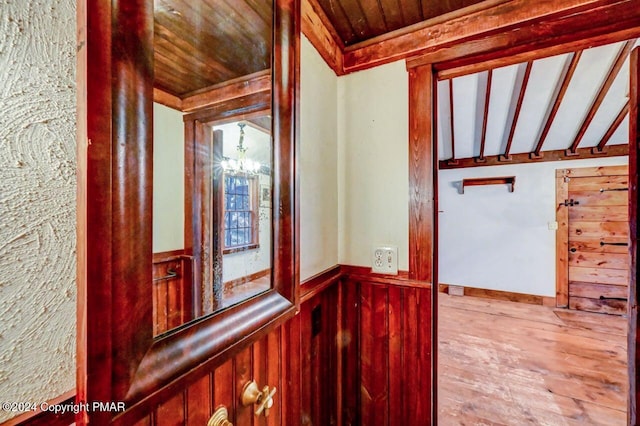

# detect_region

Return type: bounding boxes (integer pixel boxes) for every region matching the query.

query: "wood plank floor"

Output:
[438,293,628,425]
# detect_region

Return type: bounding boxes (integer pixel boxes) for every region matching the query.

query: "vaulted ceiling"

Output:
[437,39,638,168]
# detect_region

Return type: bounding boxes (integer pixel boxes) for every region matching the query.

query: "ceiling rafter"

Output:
[476,69,492,163]
[531,51,582,158]
[567,38,636,154]
[596,99,630,151]
[500,61,532,161]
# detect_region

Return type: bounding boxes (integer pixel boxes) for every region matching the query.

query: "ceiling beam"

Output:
[440,144,628,169]
[596,100,630,151]
[568,39,636,153]
[179,70,271,113]
[476,69,492,163]
[406,0,640,74]
[301,0,345,75]
[532,51,582,157]
[153,88,183,111]
[500,61,532,160]
[344,0,638,73]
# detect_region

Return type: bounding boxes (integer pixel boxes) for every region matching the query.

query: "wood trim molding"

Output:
[349,0,635,73]
[300,265,343,303]
[153,88,182,111]
[628,46,639,426]
[407,1,640,73]
[438,284,556,307]
[301,0,344,75]
[300,0,640,79]
[340,265,430,289]
[408,65,435,283]
[181,70,271,113]
[556,169,570,308]
[439,144,629,169]
[152,70,272,113]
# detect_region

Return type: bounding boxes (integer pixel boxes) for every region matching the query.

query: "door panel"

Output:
[564,171,630,315]
[569,266,629,285]
[569,282,628,299]
[569,206,629,222]
[569,252,629,269]
[569,221,628,239]
[568,190,628,206]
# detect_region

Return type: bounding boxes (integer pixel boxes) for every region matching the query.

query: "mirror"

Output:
[77,0,297,417]
[151,0,274,335]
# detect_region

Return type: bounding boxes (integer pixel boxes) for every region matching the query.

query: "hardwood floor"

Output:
[438,293,628,425]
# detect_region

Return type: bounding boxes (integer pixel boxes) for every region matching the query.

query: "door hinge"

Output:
[560,199,580,207]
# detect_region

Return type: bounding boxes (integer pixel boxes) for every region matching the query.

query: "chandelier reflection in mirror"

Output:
[221,123,262,174]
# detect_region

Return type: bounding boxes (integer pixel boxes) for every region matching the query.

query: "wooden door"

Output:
[557,166,629,315]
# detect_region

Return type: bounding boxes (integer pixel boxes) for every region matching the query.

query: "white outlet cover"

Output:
[372,246,398,275]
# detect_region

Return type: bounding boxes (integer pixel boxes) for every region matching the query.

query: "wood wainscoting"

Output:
[152,250,194,335]
[341,265,432,425]
[8,265,434,426]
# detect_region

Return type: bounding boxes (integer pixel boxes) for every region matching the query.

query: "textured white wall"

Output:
[300,36,339,280]
[0,0,76,422]
[337,61,409,270]
[438,156,628,296]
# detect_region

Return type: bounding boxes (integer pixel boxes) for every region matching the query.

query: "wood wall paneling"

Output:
[347,277,432,425]
[152,251,194,335]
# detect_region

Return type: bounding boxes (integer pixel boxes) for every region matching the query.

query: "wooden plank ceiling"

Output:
[313,0,485,46]
[154,0,272,98]
[437,39,638,168]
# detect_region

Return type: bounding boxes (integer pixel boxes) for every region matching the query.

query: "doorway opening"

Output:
[433,40,635,423]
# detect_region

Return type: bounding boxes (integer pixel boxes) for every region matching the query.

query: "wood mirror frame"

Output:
[76,0,299,424]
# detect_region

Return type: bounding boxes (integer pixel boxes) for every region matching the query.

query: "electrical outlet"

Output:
[372,246,398,275]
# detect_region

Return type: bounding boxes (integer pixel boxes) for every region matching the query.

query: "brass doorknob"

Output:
[241,380,277,416]
[208,406,232,426]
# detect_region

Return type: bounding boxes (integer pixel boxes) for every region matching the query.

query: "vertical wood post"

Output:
[408,63,436,425]
[629,46,639,426]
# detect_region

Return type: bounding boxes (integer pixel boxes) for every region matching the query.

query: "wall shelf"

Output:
[461,176,515,194]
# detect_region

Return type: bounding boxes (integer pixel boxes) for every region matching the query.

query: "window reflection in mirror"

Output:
[151,0,273,337]
[216,120,272,308]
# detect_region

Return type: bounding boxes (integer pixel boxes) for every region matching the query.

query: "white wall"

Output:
[337,61,409,270]
[0,0,76,421]
[300,36,339,280]
[153,103,185,253]
[438,156,628,296]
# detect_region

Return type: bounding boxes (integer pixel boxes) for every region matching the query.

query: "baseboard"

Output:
[439,283,556,307]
